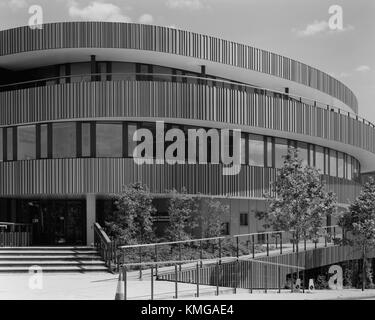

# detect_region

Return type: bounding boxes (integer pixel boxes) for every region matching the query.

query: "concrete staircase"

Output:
[0,246,110,273]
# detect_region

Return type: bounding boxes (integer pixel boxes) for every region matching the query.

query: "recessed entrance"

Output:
[0,199,87,246]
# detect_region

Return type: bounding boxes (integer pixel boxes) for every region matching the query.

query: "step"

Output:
[0,255,103,260]
[0,260,106,267]
[0,265,110,273]
[0,250,100,255]
[0,246,96,251]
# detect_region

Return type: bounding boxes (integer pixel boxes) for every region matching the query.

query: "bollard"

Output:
[278,266,281,293]
[179,243,182,271]
[266,234,269,256]
[234,259,238,294]
[200,241,203,268]
[149,265,154,300]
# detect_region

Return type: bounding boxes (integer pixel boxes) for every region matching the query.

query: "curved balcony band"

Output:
[0,22,358,113]
[0,79,374,172]
[0,158,361,204]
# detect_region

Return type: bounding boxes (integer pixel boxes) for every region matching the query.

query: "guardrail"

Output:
[118,255,306,300]
[93,222,116,270]
[0,222,32,247]
[117,225,343,279]
[0,72,371,129]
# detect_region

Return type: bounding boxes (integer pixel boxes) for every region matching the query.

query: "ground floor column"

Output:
[86,194,96,246]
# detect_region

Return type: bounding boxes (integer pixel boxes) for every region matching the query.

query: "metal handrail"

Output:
[0,72,372,129]
[119,224,340,249]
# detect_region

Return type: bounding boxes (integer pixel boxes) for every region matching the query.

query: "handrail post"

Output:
[236,237,239,258]
[264,264,268,293]
[216,262,220,296]
[200,240,203,268]
[174,264,178,299]
[280,232,283,255]
[252,234,255,258]
[266,234,269,256]
[234,259,238,294]
[179,243,182,272]
[278,266,281,293]
[154,245,158,277]
[249,261,253,293]
[304,232,306,251]
[139,246,143,280]
[150,265,154,300]
[123,266,127,301]
[218,238,222,264]
[292,232,295,253]
[196,263,200,298]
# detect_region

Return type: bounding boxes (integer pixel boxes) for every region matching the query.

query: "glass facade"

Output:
[17,125,36,160]
[96,123,122,157]
[0,121,362,181]
[52,122,76,158]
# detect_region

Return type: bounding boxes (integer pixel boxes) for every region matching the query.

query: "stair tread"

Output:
[0,260,106,264]
[0,247,95,250]
[0,255,102,259]
[0,266,109,271]
[0,250,99,254]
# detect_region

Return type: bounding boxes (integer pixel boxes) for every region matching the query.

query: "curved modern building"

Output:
[0,22,374,246]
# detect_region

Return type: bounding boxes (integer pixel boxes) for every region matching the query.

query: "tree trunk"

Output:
[362,243,366,291]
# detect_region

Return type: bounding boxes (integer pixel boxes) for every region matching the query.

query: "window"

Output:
[266,137,273,167]
[248,134,264,167]
[241,136,247,164]
[337,152,344,178]
[324,148,330,175]
[17,125,36,160]
[297,142,308,166]
[70,62,91,82]
[52,122,76,158]
[275,138,288,168]
[315,146,324,173]
[240,213,248,226]
[330,149,337,177]
[6,127,13,161]
[40,124,48,159]
[128,124,138,157]
[223,222,230,235]
[152,65,173,82]
[309,144,315,167]
[112,62,136,81]
[81,123,91,157]
[96,123,122,157]
[0,129,2,162]
[347,156,352,180]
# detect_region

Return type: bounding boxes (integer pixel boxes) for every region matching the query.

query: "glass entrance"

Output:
[18,199,86,246]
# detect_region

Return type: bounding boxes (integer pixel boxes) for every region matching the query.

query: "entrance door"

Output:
[28,200,86,246]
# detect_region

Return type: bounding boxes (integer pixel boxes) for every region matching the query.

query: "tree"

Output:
[201,198,229,238]
[165,188,200,241]
[105,182,156,244]
[258,148,337,277]
[339,177,375,290]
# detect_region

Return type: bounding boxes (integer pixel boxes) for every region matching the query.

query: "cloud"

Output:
[355,65,371,73]
[166,0,205,10]
[138,14,154,24]
[1,0,28,10]
[293,20,354,37]
[68,1,132,23]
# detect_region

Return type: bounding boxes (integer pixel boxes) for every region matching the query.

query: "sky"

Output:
[0,0,374,121]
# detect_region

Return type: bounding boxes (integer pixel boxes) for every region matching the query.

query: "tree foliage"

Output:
[340,177,375,248]
[258,148,337,242]
[105,182,156,244]
[201,198,229,238]
[165,188,200,241]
